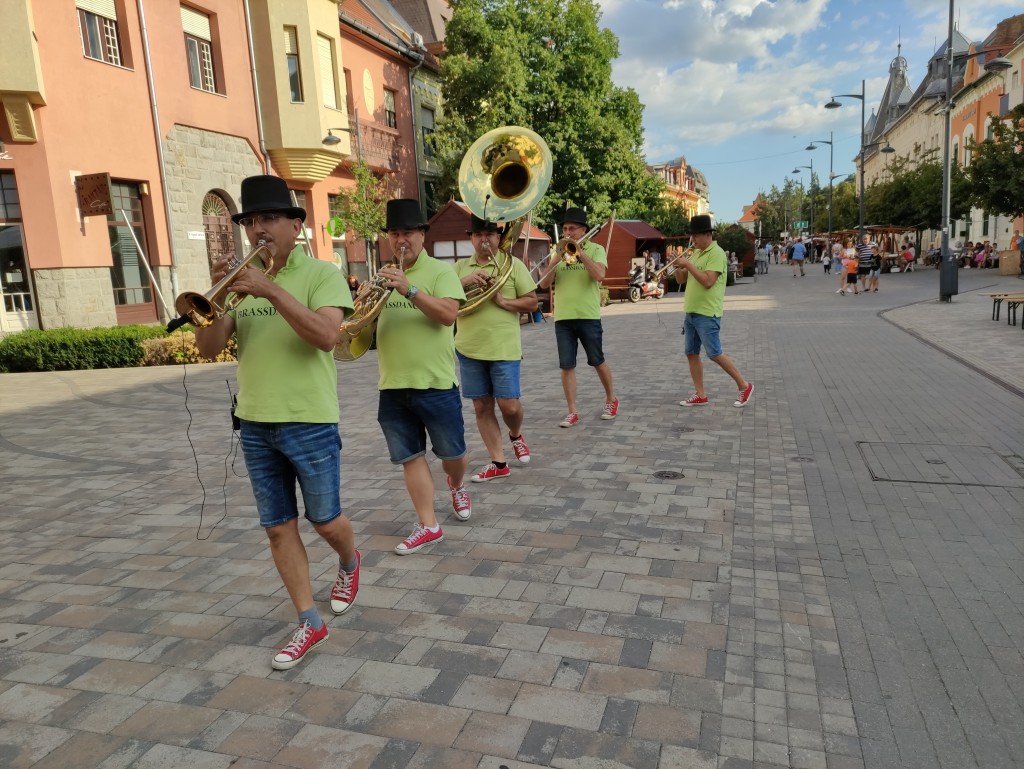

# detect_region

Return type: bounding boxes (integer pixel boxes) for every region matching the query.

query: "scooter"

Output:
[628,269,665,303]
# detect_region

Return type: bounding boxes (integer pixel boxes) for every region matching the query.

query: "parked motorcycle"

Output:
[628,268,665,303]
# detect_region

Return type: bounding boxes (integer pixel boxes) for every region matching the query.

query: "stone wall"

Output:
[34,268,118,329]
[162,126,263,295]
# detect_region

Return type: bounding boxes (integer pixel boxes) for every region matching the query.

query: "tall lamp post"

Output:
[824,84,897,244]
[935,1,1013,301]
[792,160,815,239]
[807,133,834,250]
[322,111,376,275]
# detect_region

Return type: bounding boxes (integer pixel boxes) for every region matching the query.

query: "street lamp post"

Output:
[807,132,834,251]
[322,110,377,275]
[792,160,815,239]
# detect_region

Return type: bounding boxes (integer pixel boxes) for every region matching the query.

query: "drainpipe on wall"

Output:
[406,49,424,201]
[242,0,271,172]
[136,0,180,306]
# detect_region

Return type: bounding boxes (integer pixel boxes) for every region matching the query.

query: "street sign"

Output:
[793,220,809,230]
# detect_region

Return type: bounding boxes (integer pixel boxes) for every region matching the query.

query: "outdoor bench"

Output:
[990,293,1024,325]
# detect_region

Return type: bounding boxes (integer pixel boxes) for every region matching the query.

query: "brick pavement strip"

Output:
[0,269,1022,768]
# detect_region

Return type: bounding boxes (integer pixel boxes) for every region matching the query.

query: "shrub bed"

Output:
[0,325,236,373]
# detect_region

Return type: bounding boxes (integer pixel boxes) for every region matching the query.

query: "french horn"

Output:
[456,126,552,316]
[333,246,406,361]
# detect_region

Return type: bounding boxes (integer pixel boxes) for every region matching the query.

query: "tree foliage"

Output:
[328,162,393,242]
[965,105,1024,220]
[434,0,663,227]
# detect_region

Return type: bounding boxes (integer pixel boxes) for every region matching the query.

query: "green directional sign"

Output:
[793,220,809,230]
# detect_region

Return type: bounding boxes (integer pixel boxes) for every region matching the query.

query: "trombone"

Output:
[536,210,616,284]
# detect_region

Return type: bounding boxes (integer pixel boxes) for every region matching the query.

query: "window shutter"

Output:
[283,26,298,55]
[318,35,337,109]
[76,0,117,19]
[180,6,211,41]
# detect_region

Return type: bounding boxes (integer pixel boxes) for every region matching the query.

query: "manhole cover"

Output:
[858,442,1024,487]
[653,470,685,479]
[792,457,815,463]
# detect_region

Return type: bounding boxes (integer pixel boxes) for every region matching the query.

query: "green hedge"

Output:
[0,325,169,373]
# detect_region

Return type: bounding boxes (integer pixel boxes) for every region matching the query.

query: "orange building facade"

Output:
[0,0,435,332]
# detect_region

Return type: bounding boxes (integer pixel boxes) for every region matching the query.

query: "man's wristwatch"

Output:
[405,285,419,301]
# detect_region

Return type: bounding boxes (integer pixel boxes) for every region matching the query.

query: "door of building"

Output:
[202,192,236,272]
[0,172,39,334]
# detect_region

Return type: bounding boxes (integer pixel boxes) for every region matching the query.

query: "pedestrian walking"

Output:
[856,234,875,292]
[673,214,754,409]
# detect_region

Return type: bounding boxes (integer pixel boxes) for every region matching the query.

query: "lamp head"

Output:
[806,143,816,151]
[322,131,342,146]
[983,56,1013,73]
[824,99,841,109]
[881,142,895,154]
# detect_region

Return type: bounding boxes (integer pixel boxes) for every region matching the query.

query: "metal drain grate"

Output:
[792,456,815,463]
[653,470,685,480]
[858,442,1024,487]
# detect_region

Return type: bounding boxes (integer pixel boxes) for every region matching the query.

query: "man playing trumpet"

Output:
[455,215,539,481]
[375,199,470,554]
[194,175,359,672]
[538,206,619,427]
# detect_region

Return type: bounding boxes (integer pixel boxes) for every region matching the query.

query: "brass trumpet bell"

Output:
[458,126,552,222]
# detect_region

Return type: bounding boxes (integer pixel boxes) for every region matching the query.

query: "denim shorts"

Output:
[683,312,723,358]
[457,352,521,399]
[555,319,605,368]
[378,387,467,464]
[238,420,342,529]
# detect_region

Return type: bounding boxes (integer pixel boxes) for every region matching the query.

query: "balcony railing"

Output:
[350,112,403,171]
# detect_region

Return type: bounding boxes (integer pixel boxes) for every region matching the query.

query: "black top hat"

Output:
[560,207,589,228]
[466,214,501,235]
[231,175,306,224]
[689,214,714,234]
[382,199,429,232]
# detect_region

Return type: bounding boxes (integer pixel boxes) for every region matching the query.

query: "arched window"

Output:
[962,126,975,167]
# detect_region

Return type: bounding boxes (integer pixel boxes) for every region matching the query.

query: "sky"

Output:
[598,0,1021,223]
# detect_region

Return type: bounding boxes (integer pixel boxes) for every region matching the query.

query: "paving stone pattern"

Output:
[0,267,1021,768]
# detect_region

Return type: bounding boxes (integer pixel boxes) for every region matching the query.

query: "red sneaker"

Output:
[330,550,359,615]
[680,394,709,406]
[510,436,531,464]
[272,621,329,671]
[447,476,472,520]
[395,523,444,555]
[559,412,579,428]
[600,398,619,420]
[734,382,754,408]
[471,463,511,483]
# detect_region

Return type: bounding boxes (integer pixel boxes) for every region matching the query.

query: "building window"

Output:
[420,106,435,158]
[344,69,354,113]
[384,89,397,129]
[317,35,339,109]
[284,26,303,102]
[107,183,153,307]
[182,6,217,93]
[77,1,122,66]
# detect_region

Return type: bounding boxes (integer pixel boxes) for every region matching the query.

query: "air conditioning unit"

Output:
[411,31,424,48]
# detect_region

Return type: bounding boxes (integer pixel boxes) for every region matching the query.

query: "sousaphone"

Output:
[457,126,552,316]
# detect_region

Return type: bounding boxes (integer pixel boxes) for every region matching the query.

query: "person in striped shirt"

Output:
[856,234,875,293]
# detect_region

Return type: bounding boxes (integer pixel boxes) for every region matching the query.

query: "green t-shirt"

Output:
[230,246,353,423]
[552,241,606,320]
[683,242,727,318]
[376,251,466,390]
[454,254,537,361]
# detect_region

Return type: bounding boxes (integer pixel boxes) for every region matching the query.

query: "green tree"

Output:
[329,162,394,269]
[965,105,1024,220]
[435,0,662,227]
[645,198,690,237]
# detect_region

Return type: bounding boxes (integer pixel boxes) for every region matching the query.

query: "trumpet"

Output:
[171,240,274,328]
[333,246,406,361]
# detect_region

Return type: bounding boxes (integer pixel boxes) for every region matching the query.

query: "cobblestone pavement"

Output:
[0,265,1021,769]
